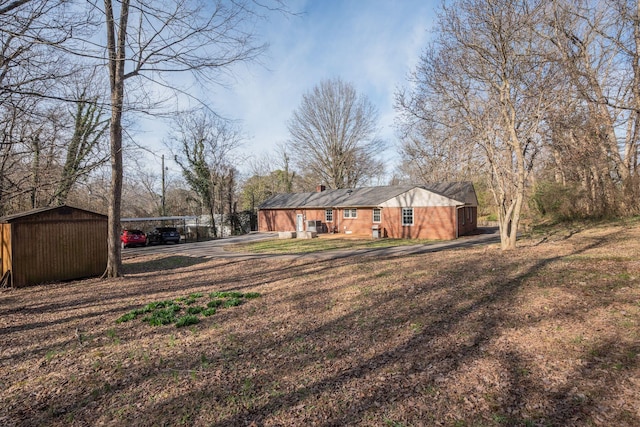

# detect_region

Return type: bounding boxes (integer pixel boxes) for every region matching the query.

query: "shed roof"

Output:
[259,182,477,209]
[0,205,107,223]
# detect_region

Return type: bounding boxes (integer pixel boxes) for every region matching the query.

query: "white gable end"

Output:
[379,187,462,208]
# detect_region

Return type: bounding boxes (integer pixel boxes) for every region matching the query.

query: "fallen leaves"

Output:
[0,223,639,426]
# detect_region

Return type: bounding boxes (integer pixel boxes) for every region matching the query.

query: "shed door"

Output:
[296,214,304,232]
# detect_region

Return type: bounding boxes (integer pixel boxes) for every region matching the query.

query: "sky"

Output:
[139,0,438,179]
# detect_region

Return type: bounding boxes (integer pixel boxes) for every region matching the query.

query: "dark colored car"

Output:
[120,229,147,248]
[146,227,181,245]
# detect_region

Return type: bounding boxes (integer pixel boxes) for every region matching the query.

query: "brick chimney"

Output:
[316,185,326,192]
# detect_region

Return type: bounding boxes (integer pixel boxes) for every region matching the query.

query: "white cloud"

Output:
[135,0,437,177]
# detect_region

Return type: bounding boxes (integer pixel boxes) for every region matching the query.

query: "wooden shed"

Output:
[0,205,108,288]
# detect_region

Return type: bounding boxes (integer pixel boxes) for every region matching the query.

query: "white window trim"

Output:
[373,208,381,223]
[402,207,414,226]
[325,209,333,222]
[343,208,357,219]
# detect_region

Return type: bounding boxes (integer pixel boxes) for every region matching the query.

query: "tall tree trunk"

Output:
[30,135,40,209]
[103,0,129,278]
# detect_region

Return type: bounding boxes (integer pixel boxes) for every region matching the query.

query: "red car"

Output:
[120,229,147,248]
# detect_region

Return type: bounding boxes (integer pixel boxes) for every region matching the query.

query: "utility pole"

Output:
[161,154,166,216]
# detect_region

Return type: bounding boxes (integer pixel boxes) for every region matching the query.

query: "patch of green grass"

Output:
[617,272,631,280]
[223,297,243,308]
[571,335,584,344]
[106,328,120,344]
[226,237,436,254]
[244,292,261,299]
[116,291,262,327]
[186,306,204,315]
[200,354,210,369]
[210,291,244,299]
[45,350,56,362]
[202,308,217,316]
[207,299,224,308]
[492,414,509,424]
[115,311,139,323]
[410,322,423,334]
[143,308,178,326]
[175,315,200,328]
[142,300,175,312]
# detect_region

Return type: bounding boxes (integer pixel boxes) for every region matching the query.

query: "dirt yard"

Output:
[1,222,639,426]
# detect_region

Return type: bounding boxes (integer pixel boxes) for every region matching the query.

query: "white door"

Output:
[296,214,304,232]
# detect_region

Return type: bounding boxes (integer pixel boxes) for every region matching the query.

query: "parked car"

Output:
[146,227,181,245]
[120,229,147,248]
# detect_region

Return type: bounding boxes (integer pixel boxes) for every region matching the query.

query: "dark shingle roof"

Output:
[259,182,476,209]
[420,181,478,206]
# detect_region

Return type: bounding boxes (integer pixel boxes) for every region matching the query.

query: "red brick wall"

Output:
[333,208,375,235]
[383,206,457,240]
[258,208,332,232]
[259,205,476,240]
[258,209,296,232]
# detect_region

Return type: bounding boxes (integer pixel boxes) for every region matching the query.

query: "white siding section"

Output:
[379,187,462,208]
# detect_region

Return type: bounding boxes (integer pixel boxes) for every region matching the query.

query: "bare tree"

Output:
[94,0,282,277]
[53,87,109,205]
[240,149,299,227]
[169,109,242,238]
[0,1,78,102]
[395,93,484,183]
[542,0,640,215]
[397,0,554,250]
[0,1,88,214]
[287,78,385,189]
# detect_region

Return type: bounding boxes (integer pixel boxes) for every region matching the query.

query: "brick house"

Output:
[258,182,478,240]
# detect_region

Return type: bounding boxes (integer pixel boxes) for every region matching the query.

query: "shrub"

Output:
[530,181,585,221]
[116,311,138,323]
[187,306,204,315]
[207,300,224,308]
[117,291,260,327]
[143,308,177,326]
[210,291,243,299]
[175,315,200,327]
[224,297,243,308]
[244,292,261,299]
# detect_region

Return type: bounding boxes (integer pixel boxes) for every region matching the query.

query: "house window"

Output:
[373,208,381,223]
[467,207,472,221]
[462,208,466,225]
[402,207,414,226]
[343,208,357,218]
[325,209,333,222]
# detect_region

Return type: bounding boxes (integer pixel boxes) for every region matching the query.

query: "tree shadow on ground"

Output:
[2,227,638,426]
[123,255,209,275]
